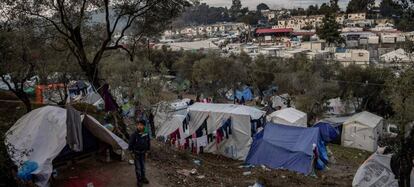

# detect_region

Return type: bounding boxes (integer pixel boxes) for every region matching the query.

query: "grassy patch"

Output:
[328,144,371,166]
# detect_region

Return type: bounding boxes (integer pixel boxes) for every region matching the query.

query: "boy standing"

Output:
[129,120,150,186]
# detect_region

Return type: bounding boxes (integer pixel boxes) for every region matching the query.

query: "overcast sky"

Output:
[200,0,380,10]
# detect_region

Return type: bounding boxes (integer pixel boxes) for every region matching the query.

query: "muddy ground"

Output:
[51,140,370,187]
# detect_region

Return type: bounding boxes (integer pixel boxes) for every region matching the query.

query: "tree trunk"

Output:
[16,90,32,113]
[82,63,130,139]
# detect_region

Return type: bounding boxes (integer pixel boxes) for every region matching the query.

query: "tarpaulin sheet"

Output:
[314,122,340,142]
[5,106,127,187]
[246,123,321,175]
[353,152,399,187]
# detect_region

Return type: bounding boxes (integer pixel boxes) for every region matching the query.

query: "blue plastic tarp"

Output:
[230,87,254,101]
[246,123,324,175]
[314,122,340,143]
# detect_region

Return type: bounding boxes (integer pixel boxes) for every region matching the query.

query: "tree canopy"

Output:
[316,13,343,46]
[346,0,375,13]
[256,3,270,12]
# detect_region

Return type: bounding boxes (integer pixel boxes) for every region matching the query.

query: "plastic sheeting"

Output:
[314,122,340,142]
[156,114,187,138]
[186,103,265,160]
[353,152,399,187]
[267,108,307,127]
[4,106,128,187]
[246,123,324,175]
[226,87,254,101]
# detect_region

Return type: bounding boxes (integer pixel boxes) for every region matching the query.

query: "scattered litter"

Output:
[243,171,252,176]
[177,169,197,177]
[249,182,264,187]
[239,164,254,169]
[190,169,197,175]
[261,165,271,171]
[193,159,201,166]
[17,161,38,181]
[196,175,205,179]
[128,160,134,165]
[281,175,286,179]
[86,182,94,187]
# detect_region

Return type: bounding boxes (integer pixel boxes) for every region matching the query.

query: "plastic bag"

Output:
[17,161,39,181]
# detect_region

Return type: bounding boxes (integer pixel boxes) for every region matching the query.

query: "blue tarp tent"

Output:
[313,122,340,142]
[228,87,254,101]
[246,123,328,175]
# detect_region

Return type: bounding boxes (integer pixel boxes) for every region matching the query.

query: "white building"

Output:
[335,49,370,67]
[347,13,367,21]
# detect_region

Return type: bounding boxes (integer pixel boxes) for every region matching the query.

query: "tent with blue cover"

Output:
[313,122,340,143]
[245,123,328,175]
[227,87,254,101]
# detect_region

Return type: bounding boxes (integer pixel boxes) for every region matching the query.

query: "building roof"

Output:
[344,111,383,128]
[168,40,219,51]
[256,28,293,34]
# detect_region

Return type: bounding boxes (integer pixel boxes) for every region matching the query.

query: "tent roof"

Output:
[188,103,265,120]
[263,124,319,156]
[320,116,352,125]
[246,123,321,174]
[156,114,187,137]
[268,108,306,123]
[345,111,383,128]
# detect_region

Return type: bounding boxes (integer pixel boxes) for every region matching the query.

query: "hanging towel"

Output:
[66,105,83,152]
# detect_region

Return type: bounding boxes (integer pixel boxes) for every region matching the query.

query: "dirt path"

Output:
[54,158,169,187]
[106,160,167,187]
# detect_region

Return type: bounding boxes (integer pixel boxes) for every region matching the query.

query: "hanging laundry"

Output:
[221,118,232,139]
[216,128,224,144]
[169,129,180,146]
[195,117,208,137]
[196,135,208,154]
[207,134,214,143]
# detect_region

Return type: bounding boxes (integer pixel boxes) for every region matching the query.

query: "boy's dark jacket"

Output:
[128,131,150,154]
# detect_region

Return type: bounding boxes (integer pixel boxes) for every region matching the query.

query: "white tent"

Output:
[270,94,293,109]
[154,99,190,131]
[266,108,307,127]
[184,103,265,160]
[342,111,383,152]
[4,106,128,187]
[156,114,187,138]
